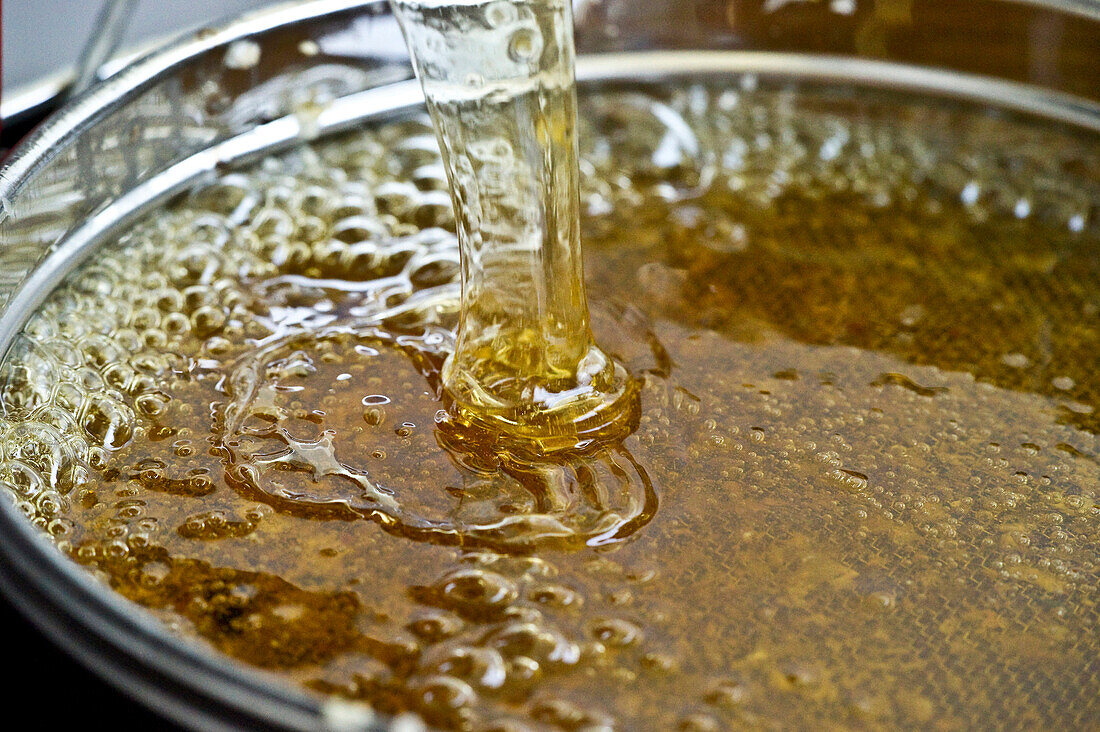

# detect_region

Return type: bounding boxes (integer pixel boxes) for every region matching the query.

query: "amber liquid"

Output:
[389,0,635,452]
[1,80,1098,729]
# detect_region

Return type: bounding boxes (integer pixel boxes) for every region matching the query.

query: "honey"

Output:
[390,0,635,450]
[1,78,1098,729]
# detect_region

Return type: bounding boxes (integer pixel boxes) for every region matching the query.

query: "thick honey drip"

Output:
[390,0,634,451]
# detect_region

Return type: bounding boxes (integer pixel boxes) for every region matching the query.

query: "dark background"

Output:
[0,595,182,729]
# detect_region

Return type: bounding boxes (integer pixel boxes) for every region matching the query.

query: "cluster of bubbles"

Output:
[390,552,635,729]
[578,78,1098,233]
[0,114,466,556]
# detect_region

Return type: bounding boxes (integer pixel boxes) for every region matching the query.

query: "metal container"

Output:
[0,1,1097,729]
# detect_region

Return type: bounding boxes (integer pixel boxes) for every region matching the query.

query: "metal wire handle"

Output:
[69,0,139,98]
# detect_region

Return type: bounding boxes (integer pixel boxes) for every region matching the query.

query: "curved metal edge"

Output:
[575,51,1100,134]
[0,519,327,732]
[3,0,1100,128]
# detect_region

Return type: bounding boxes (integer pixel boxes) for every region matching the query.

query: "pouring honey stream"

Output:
[388,0,639,455]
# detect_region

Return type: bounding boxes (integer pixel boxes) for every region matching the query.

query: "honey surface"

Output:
[1,82,1098,729]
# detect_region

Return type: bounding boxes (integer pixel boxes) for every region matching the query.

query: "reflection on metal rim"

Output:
[4,0,1100,128]
[578,52,1100,134]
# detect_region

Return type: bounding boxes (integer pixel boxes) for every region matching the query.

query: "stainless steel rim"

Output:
[3,0,1100,126]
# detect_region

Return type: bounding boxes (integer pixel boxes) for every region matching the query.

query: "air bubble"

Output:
[507,28,541,64]
[413,675,477,719]
[425,645,507,690]
[407,610,464,642]
[79,394,135,450]
[589,617,642,647]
